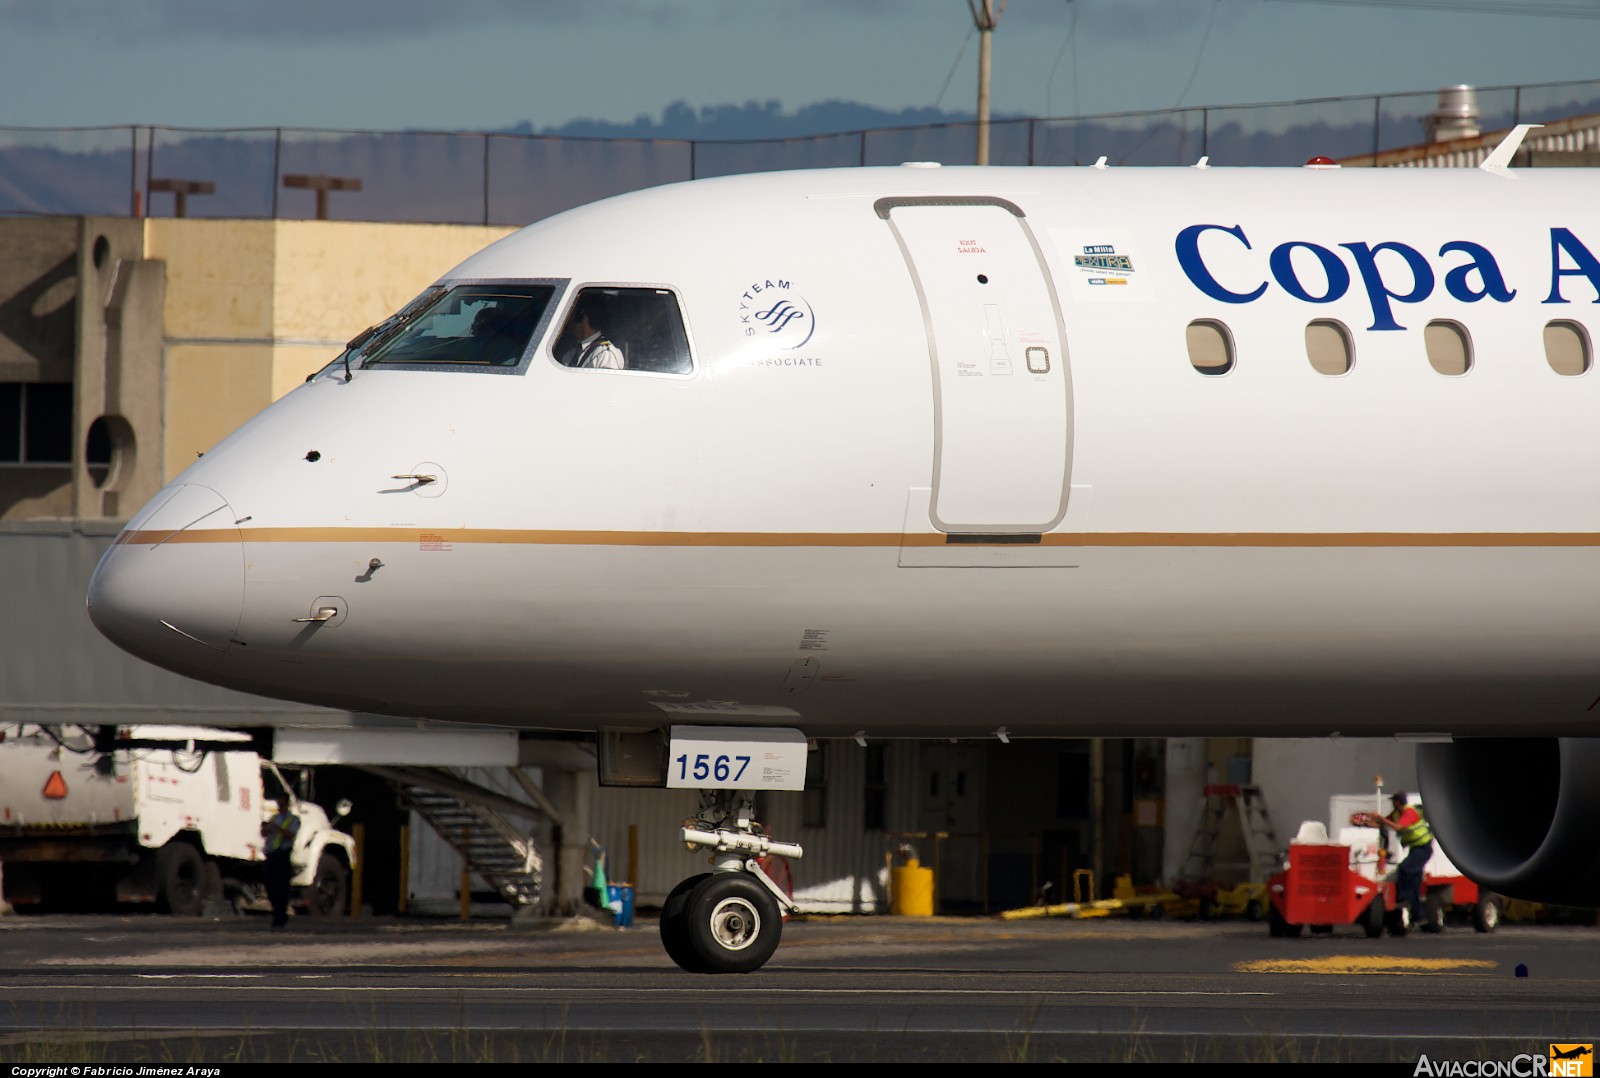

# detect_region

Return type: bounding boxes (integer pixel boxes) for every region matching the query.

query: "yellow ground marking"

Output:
[1236,956,1497,974]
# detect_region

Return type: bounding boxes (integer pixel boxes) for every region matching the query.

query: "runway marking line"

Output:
[1235,956,1497,974]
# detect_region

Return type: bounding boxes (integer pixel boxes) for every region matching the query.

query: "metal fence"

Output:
[1,78,1595,226]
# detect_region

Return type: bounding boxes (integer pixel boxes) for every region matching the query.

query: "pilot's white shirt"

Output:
[575,332,624,369]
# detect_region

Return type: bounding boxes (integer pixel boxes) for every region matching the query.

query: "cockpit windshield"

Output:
[358,283,558,371]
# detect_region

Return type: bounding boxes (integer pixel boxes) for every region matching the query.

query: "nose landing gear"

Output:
[660,789,802,973]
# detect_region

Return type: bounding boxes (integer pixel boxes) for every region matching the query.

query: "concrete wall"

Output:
[0,218,168,521]
[76,218,164,520]
[0,219,93,519]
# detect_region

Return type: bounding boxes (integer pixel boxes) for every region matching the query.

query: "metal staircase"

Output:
[367,765,544,909]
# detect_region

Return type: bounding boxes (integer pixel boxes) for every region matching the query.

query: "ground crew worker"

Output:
[262,793,301,929]
[1368,791,1437,932]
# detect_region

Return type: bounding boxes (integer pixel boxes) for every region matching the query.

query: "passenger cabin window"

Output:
[1305,319,1354,376]
[1424,320,1472,376]
[1544,320,1592,376]
[553,287,693,374]
[1185,319,1234,376]
[359,284,557,370]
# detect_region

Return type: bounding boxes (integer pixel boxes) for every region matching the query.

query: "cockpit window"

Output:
[552,287,693,375]
[358,283,559,372]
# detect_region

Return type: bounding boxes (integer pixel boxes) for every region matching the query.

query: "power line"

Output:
[1044,0,1079,118]
[1173,0,1222,108]
[935,25,976,109]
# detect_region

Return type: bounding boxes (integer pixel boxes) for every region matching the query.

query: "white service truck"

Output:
[0,724,355,917]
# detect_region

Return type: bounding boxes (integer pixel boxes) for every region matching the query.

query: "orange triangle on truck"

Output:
[42,771,68,800]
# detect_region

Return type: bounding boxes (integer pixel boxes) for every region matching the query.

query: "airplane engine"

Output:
[1417,738,1600,908]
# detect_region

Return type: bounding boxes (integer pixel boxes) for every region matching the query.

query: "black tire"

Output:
[1244,899,1262,922]
[660,873,713,973]
[1474,895,1500,933]
[1267,903,1302,938]
[156,842,206,917]
[1363,897,1385,938]
[682,873,783,974]
[303,851,349,917]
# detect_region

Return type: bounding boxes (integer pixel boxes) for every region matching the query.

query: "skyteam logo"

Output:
[737,278,815,350]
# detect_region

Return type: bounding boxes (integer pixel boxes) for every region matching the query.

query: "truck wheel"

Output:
[304,852,349,917]
[202,861,225,909]
[1267,903,1301,938]
[1422,892,1447,933]
[1363,898,1385,938]
[1474,895,1500,933]
[157,843,206,917]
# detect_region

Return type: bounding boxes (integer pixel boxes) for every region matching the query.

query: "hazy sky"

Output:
[1,0,1597,132]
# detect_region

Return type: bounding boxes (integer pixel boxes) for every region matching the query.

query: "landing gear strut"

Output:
[660,789,802,973]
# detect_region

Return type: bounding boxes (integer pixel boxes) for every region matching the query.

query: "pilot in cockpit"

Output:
[469,305,524,366]
[556,297,626,370]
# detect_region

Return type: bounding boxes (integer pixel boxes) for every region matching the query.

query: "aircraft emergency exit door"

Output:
[879,197,1073,533]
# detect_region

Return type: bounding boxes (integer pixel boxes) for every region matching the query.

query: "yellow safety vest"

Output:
[265,811,300,854]
[1391,806,1433,848]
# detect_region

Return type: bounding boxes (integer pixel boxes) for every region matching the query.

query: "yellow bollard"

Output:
[891,857,935,916]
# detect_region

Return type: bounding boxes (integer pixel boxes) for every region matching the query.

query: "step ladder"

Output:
[393,777,544,909]
[368,764,550,908]
[1182,783,1282,884]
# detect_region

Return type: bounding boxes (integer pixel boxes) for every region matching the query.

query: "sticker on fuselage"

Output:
[735,277,823,369]
[736,277,815,348]
[1047,228,1153,303]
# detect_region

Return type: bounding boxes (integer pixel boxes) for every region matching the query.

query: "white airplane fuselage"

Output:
[88,164,1600,740]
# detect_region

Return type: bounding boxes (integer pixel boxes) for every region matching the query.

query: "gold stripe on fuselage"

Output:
[115,528,1600,548]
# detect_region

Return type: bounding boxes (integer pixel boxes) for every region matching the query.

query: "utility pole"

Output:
[969,0,1006,165]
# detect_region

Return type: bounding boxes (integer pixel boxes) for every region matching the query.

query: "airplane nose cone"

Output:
[87,483,245,675]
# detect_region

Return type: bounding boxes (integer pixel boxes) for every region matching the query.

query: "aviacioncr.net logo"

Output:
[1412,1046,1593,1077]
[1552,1045,1594,1077]
[737,278,815,350]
